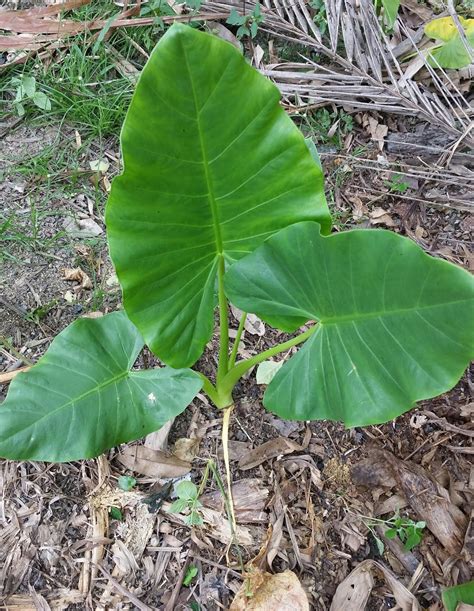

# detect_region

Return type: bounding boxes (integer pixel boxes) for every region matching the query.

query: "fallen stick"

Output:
[0,367,31,385]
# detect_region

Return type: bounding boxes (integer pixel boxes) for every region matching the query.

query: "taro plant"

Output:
[0,25,473,471]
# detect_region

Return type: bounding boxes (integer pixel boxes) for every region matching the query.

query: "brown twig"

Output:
[93,563,152,611]
[164,551,191,611]
[0,367,31,385]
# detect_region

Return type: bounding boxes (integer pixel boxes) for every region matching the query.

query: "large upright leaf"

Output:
[0,312,202,461]
[106,23,330,368]
[225,222,474,426]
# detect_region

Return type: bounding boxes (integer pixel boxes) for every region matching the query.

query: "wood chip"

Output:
[230,569,309,610]
[239,429,310,471]
[330,559,421,610]
[118,445,190,478]
[0,366,31,385]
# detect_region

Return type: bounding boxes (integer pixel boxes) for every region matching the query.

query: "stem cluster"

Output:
[198,256,315,409]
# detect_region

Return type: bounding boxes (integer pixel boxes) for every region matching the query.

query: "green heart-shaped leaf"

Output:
[106,23,330,369]
[225,222,474,426]
[0,311,202,461]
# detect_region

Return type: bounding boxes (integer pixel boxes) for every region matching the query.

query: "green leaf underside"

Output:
[225,222,474,426]
[106,23,330,368]
[0,312,202,461]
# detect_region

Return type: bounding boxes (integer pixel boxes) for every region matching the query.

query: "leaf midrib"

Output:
[181,39,223,257]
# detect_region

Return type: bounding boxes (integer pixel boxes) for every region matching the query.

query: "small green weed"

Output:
[374,0,400,30]
[42,42,132,138]
[109,506,123,520]
[301,107,354,148]
[25,300,58,324]
[183,565,199,587]
[227,3,264,39]
[117,475,136,491]
[386,173,410,194]
[139,0,177,28]
[11,75,52,117]
[364,510,426,555]
[309,0,327,34]
[169,480,204,526]
[90,287,107,312]
[169,459,232,529]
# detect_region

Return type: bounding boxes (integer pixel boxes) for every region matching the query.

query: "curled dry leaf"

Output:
[369,207,397,227]
[410,413,428,429]
[217,440,251,462]
[330,559,421,611]
[144,419,174,451]
[163,501,255,545]
[118,445,190,478]
[62,267,92,290]
[364,116,388,151]
[112,503,155,574]
[2,590,84,610]
[335,515,367,553]
[112,539,139,574]
[64,216,103,237]
[460,403,474,419]
[239,429,310,471]
[200,478,269,523]
[265,415,302,437]
[245,312,266,336]
[231,305,265,336]
[281,455,323,490]
[64,290,75,303]
[81,311,104,319]
[89,159,110,173]
[230,569,309,611]
[172,437,200,462]
[206,21,241,50]
[199,506,256,545]
[349,195,368,221]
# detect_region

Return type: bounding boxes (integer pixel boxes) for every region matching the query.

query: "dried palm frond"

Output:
[204,0,474,147]
[322,150,474,211]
